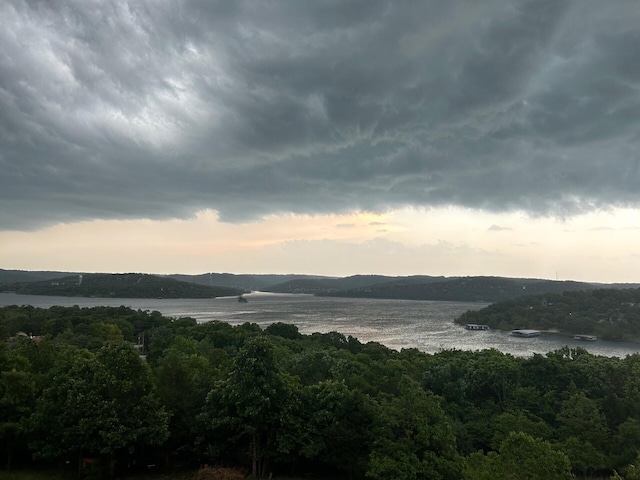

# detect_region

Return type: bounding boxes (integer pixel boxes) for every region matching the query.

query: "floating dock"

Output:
[466,324,490,330]
[573,334,597,341]
[511,329,541,338]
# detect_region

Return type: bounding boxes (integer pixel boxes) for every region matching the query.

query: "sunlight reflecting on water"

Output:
[2,292,640,358]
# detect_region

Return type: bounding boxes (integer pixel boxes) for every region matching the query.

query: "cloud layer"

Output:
[2,0,639,230]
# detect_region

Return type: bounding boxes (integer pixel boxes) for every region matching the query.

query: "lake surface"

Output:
[2,291,640,358]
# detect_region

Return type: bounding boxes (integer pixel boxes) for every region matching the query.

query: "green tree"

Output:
[367,376,460,480]
[556,391,609,474]
[29,344,168,475]
[466,349,520,408]
[202,337,288,478]
[154,336,218,461]
[265,322,301,340]
[490,411,552,449]
[278,379,374,478]
[0,344,36,471]
[464,432,572,480]
[611,452,640,480]
[611,419,640,470]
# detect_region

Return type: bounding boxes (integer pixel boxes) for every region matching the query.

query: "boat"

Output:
[573,334,597,341]
[466,324,490,331]
[511,329,541,338]
[237,295,248,303]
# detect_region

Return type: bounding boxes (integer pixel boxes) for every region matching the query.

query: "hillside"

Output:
[321,276,599,303]
[2,269,638,303]
[263,274,405,294]
[0,268,81,284]
[166,272,327,291]
[3,273,244,299]
[455,287,640,341]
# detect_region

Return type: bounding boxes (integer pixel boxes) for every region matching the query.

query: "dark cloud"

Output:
[2,0,639,230]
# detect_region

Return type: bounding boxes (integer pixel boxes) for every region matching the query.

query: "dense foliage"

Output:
[456,287,640,341]
[279,276,602,302]
[4,273,243,299]
[3,304,640,479]
[5,268,639,303]
[0,269,328,293]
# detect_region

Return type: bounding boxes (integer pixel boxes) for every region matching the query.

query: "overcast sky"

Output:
[2,1,639,282]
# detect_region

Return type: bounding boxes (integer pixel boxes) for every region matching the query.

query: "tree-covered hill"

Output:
[455,288,640,341]
[3,268,639,303]
[3,273,244,299]
[166,272,328,291]
[322,276,599,303]
[262,274,405,294]
[0,268,81,284]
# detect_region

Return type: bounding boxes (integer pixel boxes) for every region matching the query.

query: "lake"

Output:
[2,291,640,358]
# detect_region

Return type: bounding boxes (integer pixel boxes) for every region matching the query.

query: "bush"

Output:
[193,466,247,480]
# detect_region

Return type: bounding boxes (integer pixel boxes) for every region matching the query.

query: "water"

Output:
[2,291,640,358]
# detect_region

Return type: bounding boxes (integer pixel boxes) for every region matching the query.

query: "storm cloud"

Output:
[2,0,639,230]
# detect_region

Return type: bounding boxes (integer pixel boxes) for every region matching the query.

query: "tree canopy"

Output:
[456,287,640,341]
[3,304,640,478]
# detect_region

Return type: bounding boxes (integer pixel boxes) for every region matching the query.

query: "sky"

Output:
[1,0,639,283]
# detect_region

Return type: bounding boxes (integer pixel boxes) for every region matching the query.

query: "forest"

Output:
[316,276,600,303]
[3,304,640,479]
[456,288,640,341]
[3,273,243,299]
